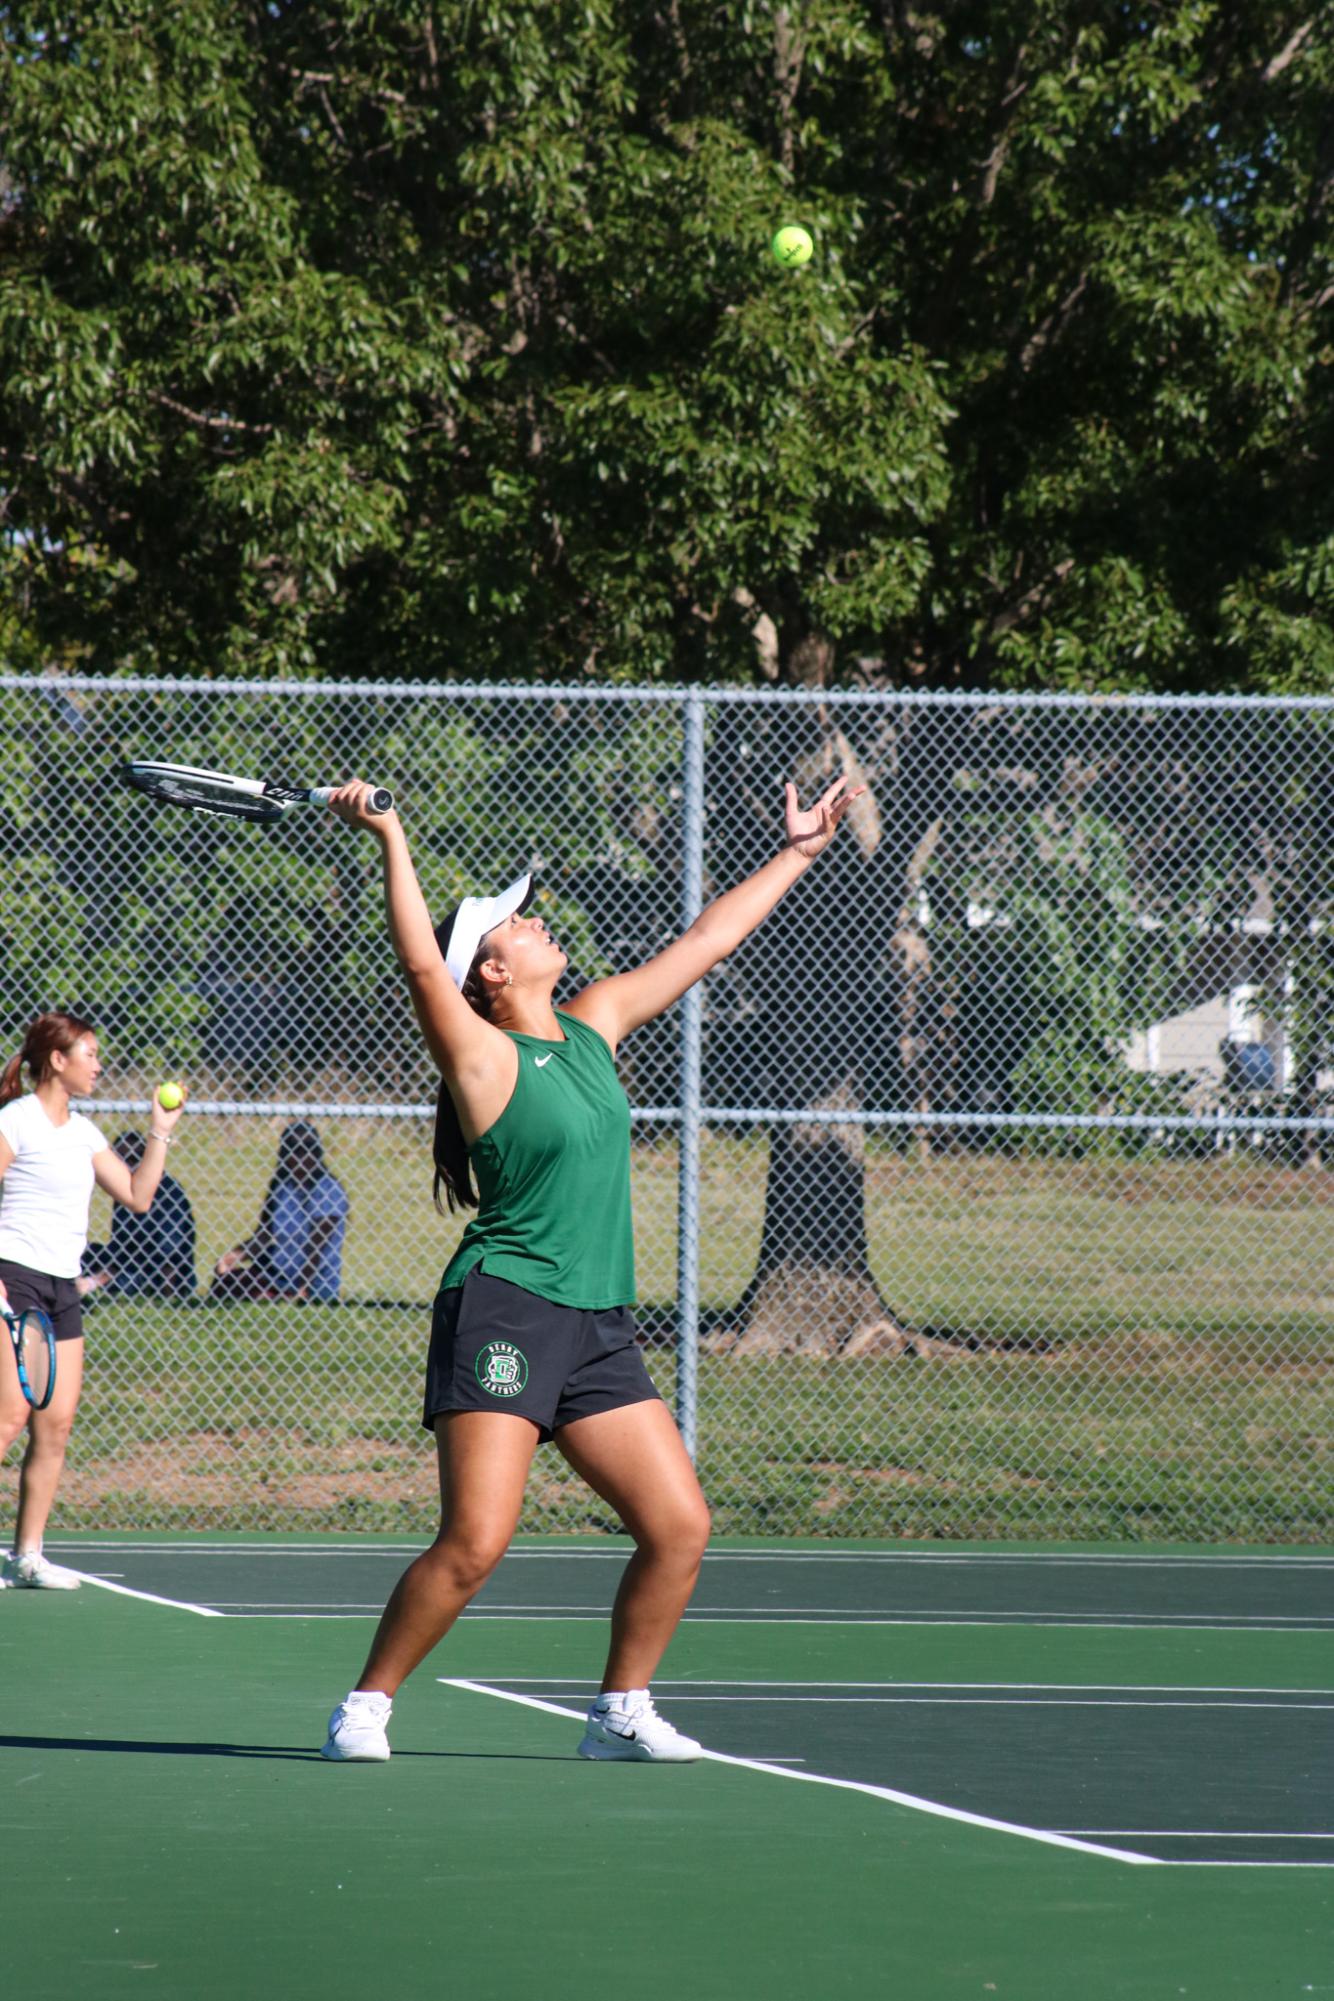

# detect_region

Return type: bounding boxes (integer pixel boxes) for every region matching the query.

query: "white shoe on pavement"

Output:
[321,1690,392,1762]
[578,1689,702,1763]
[2,1550,82,1590]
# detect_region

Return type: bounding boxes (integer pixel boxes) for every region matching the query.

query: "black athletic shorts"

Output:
[0,1259,85,1343]
[422,1267,661,1441]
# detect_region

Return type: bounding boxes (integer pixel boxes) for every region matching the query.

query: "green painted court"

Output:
[3,1536,1331,1998]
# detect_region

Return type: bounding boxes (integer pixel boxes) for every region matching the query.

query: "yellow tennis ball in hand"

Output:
[157,1081,185,1111]
[771,225,813,267]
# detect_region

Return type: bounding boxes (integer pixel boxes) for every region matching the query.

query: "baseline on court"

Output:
[38,1535,1334,1870]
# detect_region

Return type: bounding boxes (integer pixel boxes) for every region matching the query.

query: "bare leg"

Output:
[555,1399,710,1693]
[8,1340,84,1553]
[0,1334,32,1539]
[352,1410,539,1697]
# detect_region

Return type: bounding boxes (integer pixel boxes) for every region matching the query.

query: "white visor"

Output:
[437,874,534,989]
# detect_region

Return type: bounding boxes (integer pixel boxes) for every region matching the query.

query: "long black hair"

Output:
[432,955,494,1214]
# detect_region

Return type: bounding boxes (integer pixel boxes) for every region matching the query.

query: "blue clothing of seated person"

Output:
[211,1122,349,1303]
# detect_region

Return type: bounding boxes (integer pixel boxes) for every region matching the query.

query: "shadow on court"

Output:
[0,1733,575,1763]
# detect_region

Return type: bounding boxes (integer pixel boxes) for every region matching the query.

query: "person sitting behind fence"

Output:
[80,1130,198,1300]
[211,1121,348,1303]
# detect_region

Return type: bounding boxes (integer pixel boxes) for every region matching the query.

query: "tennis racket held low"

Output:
[6,1308,56,1411]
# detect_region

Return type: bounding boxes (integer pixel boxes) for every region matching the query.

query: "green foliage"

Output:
[2,3,1330,688]
[0,680,686,1091]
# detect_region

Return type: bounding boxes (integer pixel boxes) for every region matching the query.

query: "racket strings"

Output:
[12,1312,55,1409]
[126,770,287,822]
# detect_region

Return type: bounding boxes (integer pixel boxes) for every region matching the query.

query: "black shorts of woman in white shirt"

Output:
[0,1260,85,1342]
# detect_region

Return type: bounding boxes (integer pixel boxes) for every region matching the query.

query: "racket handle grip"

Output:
[312,784,395,816]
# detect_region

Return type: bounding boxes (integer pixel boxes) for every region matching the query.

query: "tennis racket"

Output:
[119,761,394,825]
[6,1308,56,1411]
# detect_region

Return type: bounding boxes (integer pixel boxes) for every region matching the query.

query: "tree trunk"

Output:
[708,628,920,1355]
[724,1082,916,1357]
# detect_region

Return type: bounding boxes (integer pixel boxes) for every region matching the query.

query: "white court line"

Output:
[440,1679,1334,1868]
[68,1571,224,1618]
[493,1686,1334,1712]
[1057,1831,1334,1840]
[146,1601,1334,1634]
[496,1677,1334,1695]
[502,1693,1334,1712]
[438,1608,1334,1624]
[43,1541,1334,1568]
[438,1676,1158,1867]
[469,1607,1334,1634]
[442,1602,1334,1622]
[1120,1860,1334,1870]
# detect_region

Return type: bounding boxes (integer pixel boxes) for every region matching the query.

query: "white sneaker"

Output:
[321,1690,392,1762]
[578,1689,702,1763]
[2,1551,82,1590]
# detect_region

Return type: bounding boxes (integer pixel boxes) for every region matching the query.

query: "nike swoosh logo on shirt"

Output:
[534,1054,554,1067]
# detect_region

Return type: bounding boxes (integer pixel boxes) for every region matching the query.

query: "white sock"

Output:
[596,1687,648,1710]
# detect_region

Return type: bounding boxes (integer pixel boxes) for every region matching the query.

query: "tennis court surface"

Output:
[4,1536,1331,1998]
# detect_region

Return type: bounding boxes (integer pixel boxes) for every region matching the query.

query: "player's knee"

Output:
[432,1531,507,1599]
[31,1415,75,1454]
[682,1495,712,1564]
[641,1494,711,1566]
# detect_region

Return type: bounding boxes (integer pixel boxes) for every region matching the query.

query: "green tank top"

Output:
[439,1009,636,1309]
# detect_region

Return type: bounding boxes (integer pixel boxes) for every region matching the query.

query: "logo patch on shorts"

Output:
[474,1339,530,1399]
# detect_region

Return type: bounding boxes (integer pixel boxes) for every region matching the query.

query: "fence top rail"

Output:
[9,674,1334,715]
[91,1099,1334,1134]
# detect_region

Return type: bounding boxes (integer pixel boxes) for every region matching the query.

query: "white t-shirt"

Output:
[0,1093,109,1278]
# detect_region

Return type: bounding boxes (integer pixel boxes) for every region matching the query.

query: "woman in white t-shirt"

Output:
[0,1011,185,1589]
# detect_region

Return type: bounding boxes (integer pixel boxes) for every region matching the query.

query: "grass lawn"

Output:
[15,1121,1326,1540]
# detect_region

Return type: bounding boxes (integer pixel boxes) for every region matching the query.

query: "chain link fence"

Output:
[2,674,1332,1540]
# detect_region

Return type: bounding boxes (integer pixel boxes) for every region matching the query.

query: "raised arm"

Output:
[324,783,508,1088]
[566,776,865,1053]
[93,1090,187,1213]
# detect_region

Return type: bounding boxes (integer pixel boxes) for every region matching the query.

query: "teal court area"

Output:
[3,1537,1331,1999]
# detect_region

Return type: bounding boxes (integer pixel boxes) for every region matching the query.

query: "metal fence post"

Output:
[676,688,706,1458]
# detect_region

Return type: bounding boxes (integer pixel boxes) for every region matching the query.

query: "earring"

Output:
[506,973,514,986]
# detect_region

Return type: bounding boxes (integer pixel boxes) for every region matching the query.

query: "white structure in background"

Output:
[1121,880,1320,1094]
[1123,979,1285,1093]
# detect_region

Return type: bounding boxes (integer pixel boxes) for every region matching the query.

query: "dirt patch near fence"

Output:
[57,1432,438,1512]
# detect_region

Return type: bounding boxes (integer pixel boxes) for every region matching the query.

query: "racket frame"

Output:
[120,761,393,821]
[7,1307,57,1411]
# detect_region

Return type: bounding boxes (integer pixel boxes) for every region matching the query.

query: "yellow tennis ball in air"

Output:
[157,1081,185,1111]
[771,225,813,267]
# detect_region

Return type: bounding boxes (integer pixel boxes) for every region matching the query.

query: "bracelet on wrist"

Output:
[149,1128,175,1146]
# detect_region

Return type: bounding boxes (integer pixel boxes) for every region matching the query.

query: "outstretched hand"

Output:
[324,779,400,836]
[784,774,867,858]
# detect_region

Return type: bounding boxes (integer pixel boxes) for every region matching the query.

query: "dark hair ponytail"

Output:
[432,961,494,1213]
[432,1082,477,1213]
[0,1011,97,1106]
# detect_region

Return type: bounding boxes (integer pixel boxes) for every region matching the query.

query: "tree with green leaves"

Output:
[4,2,1330,692]
[4,3,1332,1351]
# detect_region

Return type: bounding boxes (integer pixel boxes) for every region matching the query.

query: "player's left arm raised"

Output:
[93,1088,187,1213]
[566,776,865,1054]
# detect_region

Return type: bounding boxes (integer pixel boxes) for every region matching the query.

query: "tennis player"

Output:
[320,773,862,1763]
[0,1012,186,1588]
